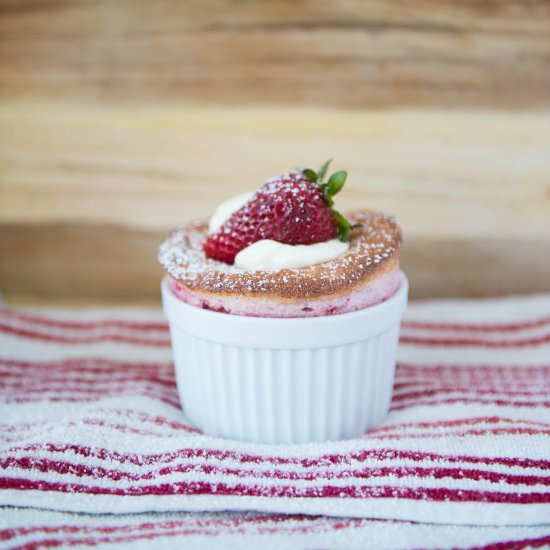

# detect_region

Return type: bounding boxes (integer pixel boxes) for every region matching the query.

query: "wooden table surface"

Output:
[1,1,549,306]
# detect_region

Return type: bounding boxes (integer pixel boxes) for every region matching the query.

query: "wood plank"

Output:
[0,224,163,303]
[1,1,549,107]
[1,223,549,305]
[1,101,549,239]
[1,103,549,301]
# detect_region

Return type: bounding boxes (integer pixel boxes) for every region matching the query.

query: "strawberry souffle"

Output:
[159,161,408,444]
[159,162,402,318]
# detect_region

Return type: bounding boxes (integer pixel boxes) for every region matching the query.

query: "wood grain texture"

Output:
[0,224,163,301]
[1,101,549,303]
[1,0,549,107]
[1,102,549,237]
[1,1,550,303]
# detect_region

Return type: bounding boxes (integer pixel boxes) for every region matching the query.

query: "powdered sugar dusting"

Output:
[158,210,402,299]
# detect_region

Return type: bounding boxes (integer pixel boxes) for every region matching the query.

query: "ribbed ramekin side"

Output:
[170,327,400,444]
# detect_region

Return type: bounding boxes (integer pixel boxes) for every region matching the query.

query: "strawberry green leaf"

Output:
[327,171,347,197]
[332,210,351,242]
[317,159,332,182]
[302,168,318,183]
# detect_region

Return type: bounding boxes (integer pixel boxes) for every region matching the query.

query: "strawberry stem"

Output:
[301,160,357,242]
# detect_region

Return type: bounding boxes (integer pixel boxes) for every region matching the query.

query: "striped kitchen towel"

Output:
[0,294,549,547]
[1,508,549,549]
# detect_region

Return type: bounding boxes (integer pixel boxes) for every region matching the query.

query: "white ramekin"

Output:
[161,274,408,444]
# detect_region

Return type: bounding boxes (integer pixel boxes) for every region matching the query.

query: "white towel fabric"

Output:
[1,294,549,549]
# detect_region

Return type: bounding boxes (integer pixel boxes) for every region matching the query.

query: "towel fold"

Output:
[1,294,549,547]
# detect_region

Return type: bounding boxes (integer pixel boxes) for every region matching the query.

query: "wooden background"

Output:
[1,0,549,305]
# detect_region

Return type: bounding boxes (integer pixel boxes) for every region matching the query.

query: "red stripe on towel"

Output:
[2,455,548,487]
[2,476,549,504]
[390,397,550,411]
[0,309,169,332]
[399,334,550,348]
[472,535,550,550]
[2,515,362,549]
[401,318,550,333]
[372,417,550,432]
[0,323,171,347]
[4,443,549,471]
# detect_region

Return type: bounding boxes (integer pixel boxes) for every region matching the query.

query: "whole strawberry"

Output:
[203,160,356,265]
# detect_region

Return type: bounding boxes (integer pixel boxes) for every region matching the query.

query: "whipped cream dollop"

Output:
[208,192,349,270]
[235,239,349,270]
